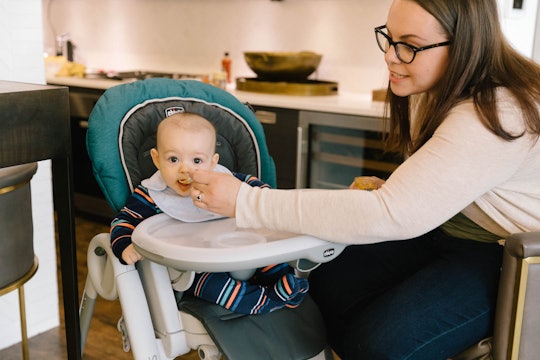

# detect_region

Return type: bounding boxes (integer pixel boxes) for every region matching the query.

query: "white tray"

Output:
[132,213,346,273]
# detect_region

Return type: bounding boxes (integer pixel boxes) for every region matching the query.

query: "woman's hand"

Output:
[190,169,241,218]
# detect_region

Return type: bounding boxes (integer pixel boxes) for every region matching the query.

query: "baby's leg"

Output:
[251,263,293,286]
[186,271,307,314]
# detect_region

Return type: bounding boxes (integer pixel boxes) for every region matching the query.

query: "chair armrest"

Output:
[493,230,540,360]
[505,231,540,258]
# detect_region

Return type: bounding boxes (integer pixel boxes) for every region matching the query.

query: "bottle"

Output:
[222,52,232,84]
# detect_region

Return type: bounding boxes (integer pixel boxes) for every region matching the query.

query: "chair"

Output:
[449,230,540,360]
[0,163,38,360]
[79,78,343,360]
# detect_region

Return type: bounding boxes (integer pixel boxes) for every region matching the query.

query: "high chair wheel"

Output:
[197,344,221,359]
[94,246,106,256]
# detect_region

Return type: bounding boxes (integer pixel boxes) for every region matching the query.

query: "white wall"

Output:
[0,0,59,350]
[532,0,540,61]
[42,0,539,94]
[42,0,393,93]
[498,0,539,57]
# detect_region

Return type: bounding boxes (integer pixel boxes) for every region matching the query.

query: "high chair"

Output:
[79,78,344,360]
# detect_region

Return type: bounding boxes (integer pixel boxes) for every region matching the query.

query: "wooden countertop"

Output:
[46,76,386,118]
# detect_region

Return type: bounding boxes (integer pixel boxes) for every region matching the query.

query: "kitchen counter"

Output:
[231,89,385,117]
[46,76,386,118]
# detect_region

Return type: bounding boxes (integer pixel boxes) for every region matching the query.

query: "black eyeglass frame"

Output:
[374,25,452,64]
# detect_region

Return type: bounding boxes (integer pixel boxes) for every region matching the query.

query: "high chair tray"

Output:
[132,213,346,272]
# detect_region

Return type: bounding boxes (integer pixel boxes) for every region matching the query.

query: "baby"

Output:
[110,112,308,314]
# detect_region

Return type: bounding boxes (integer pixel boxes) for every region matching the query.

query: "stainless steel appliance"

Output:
[296,110,403,189]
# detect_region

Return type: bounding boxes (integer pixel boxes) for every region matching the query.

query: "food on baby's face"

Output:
[176,177,194,195]
[178,177,193,185]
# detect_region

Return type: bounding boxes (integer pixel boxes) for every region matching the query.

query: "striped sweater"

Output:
[111,172,269,264]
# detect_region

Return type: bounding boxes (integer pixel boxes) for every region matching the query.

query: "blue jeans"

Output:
[309,228,503,360]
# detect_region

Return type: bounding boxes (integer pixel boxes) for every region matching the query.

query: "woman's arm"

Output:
[193,97,533,244]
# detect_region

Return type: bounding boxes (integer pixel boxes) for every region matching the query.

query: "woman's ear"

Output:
[150,148,160,169]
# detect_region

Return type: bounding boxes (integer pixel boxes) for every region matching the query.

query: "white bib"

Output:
[142,164,231,222]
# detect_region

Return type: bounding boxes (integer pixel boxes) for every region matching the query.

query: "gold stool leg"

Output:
[0,257,38,360]
[18,285,29,360]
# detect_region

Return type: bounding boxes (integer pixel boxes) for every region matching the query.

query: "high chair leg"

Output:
[79,275,97,353]
[115,265,165,359]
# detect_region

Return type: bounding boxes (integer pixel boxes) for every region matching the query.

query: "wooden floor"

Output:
[0,213,199,360]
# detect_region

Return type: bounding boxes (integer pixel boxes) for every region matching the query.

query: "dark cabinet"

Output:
[251,105,299,189]
[67,87,114,219]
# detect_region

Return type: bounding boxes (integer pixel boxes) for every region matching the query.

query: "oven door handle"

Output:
[295,125,304,189]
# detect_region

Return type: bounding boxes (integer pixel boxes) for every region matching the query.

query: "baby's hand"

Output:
[350,176,385,191]
[122,244,143,265]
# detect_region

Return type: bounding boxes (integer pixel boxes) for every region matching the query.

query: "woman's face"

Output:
[384,0,450,97]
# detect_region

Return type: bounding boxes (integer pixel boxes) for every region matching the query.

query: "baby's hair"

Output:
[156,112,217,149]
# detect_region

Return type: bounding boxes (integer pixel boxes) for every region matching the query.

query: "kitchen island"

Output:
[0,81,79,359]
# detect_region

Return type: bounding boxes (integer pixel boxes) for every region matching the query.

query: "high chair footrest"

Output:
[178,294,327,360]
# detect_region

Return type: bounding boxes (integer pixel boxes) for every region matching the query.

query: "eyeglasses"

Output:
[374,25,452,64]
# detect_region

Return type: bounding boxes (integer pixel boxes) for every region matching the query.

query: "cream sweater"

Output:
[236,89,540,244]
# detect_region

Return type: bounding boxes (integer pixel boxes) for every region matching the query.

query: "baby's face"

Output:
[152,125,218,197]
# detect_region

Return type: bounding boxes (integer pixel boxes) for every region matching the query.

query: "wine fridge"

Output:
[296,110,403,189]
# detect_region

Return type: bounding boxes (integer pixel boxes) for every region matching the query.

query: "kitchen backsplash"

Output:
[42,0,393,93]
[43,0,539,94]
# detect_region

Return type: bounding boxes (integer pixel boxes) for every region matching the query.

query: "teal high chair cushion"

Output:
[87,78,276,213]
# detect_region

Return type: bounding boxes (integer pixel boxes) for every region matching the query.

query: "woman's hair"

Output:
[384,0,540,155]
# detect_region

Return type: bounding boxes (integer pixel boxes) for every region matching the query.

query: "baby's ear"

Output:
[150,148,160,169]
[212,153,219,167]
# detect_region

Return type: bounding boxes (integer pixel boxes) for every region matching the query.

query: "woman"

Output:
[190,0,540,358]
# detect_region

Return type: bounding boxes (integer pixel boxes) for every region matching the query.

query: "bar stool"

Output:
[0,163,38,360]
